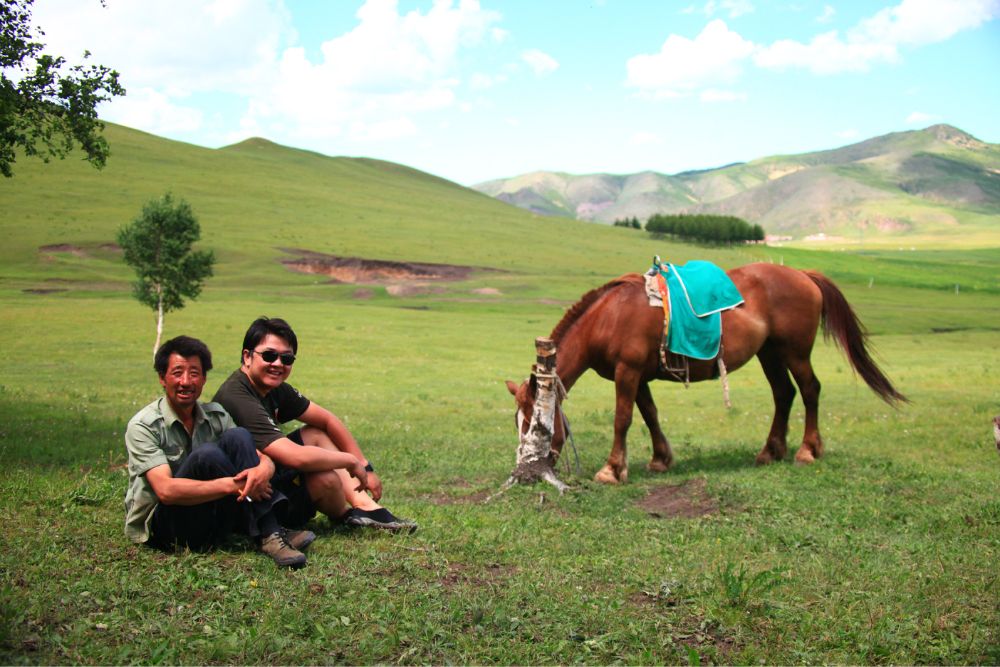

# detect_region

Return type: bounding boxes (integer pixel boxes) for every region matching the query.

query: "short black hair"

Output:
[242,317,298,360]
[154,336,213,376]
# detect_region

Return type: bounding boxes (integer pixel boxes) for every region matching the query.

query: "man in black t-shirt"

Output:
[213,317,417,533]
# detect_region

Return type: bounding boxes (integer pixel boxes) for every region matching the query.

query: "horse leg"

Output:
[756,344,795,464]
[787,356,823,464]
[594,366,640,484]
[635,381,673,472]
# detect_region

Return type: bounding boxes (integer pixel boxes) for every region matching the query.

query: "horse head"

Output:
[505,375,566,461]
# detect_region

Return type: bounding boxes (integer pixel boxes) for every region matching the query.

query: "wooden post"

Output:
[504,337,569,493]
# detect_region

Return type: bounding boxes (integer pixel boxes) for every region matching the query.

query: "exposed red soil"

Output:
[636,478,719,519]
[280,248,486,285]
[38,243,87,257]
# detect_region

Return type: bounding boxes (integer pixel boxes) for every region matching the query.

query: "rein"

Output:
[526,367,583,477]
[560,407,583,477]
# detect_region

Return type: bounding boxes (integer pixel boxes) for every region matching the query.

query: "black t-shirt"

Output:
[212,370,311,451]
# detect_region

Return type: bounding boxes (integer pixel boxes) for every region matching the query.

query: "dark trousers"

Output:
[147,427,285,552]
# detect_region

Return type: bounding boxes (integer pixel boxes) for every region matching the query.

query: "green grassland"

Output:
[1,126,998,664]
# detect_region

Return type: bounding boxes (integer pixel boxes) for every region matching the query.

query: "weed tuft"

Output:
[716,561,783,608]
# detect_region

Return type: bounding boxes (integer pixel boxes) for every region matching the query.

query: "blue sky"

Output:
[31,0,1000,185]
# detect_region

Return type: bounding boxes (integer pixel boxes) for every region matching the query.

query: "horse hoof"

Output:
[593,465,622,484]
[647,459,670,473]
[794,449,816,465]
[755,452,775,466]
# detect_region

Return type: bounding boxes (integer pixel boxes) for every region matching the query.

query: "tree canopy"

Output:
[117,194,215,356]
[646,214,765,244]
[1,0,125,177]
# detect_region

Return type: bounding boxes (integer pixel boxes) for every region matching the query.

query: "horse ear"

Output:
[504,380,519,396]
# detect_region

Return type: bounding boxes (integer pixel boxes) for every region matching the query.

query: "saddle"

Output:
[645,257,744,377]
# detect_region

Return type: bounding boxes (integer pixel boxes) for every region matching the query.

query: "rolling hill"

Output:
[3,120,998,313]
[473,125,1000,245]
[1,122,758,302]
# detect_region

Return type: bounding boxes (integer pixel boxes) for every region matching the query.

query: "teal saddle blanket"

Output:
[654,260,744,360]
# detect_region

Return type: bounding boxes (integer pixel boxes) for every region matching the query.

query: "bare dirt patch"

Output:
[636,478,719,519]
[280,248,488,285]
[386,283,446,297]
[39,244,87,257]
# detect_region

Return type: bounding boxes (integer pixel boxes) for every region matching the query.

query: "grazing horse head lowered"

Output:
[506,263,905,484]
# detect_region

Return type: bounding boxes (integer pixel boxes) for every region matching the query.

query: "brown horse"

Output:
[506,262,906,484]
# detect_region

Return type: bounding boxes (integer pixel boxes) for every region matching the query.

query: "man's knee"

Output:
[216,428,259,469]
[298,426,334,449]
[306,470,345,502]
[307,469,341,492]
[179,443,233,479]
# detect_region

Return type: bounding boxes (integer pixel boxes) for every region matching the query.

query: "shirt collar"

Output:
[159,396,207,430]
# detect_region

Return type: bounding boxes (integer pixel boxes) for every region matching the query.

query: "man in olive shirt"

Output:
[213,317,416,532]
[124,335,315,567]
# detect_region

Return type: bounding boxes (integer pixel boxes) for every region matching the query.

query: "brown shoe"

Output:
[280,527,316,551]
[259,532,307,568]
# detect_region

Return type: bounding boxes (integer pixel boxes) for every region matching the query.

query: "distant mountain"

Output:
[473,125,1000,241]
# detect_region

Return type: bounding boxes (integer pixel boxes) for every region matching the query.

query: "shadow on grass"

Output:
[645,445,758,477]
[0,397,126,467]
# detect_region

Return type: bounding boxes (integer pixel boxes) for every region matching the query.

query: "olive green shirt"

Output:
[123,396,236,544]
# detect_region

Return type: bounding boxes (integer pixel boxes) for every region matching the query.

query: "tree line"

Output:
[614,213,765,244]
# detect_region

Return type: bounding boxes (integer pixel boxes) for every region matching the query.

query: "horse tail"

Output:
[804,270,908,406]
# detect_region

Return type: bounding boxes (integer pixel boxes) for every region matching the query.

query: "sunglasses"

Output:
[252,349,296,366]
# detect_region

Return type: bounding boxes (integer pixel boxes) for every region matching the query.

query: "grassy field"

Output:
[1,129,998,664]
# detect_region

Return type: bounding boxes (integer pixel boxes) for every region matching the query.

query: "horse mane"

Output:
[550,274,644,344]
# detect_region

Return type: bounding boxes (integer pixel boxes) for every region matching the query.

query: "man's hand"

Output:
[366,471,384,501]
[234,463,273,502]
[349,459,369,494]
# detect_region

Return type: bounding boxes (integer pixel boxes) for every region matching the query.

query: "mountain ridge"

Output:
[472,124,1000,242]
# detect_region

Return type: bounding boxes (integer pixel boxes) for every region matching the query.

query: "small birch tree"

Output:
[117,193,214,357]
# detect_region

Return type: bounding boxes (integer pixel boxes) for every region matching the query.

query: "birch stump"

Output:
[503,337,569,494]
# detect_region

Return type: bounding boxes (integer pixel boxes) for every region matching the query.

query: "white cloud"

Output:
[30,0,505,150]
[348,117,418,142]
[522,49,559,76]
[31,0,294,94]
[101,87,204,134]
[700,88,747,102]
[629,131,663,146]
[905,111,938,125]
[754,30,897,73]
[837,128,860,140]
[817,5,836,24]
[625,20,755,95]
[857,0,999,46]
[469,72,508,90]
[692,0,755,18]
[718,0,754,18]
[755,0,999,74]
[238,0,500,144]
[311,0,500,93]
